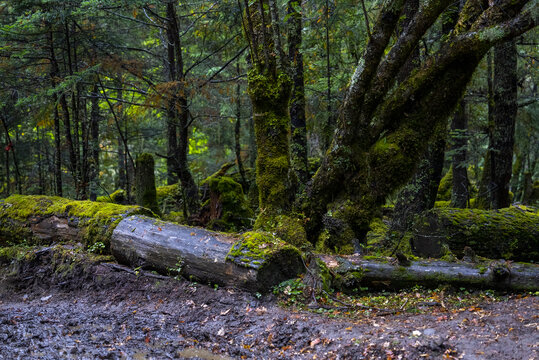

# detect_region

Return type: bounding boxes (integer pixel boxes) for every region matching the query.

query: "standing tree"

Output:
[243,0,536,245]
[477,39,518,209]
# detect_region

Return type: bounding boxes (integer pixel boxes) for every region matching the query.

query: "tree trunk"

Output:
[234,66,248,191]
[89,83,100,201]
[288,0,308,185]
[135,153,159,215]
[450,101,470,208]
[47,29,63,197]
[489,39,518,208]
[166,2,200,215]
[321,254,539,292]
[303,0,534,242]
[244,0,293,214]
[115,84,127,192]
[389,124,446,236]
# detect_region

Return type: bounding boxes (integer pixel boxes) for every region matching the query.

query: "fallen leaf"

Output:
[310,338,321,348]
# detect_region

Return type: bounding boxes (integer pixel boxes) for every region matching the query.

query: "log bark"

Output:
[111,215,304,292]
[321,254,539,292]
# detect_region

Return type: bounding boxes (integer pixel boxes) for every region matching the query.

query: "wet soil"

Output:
[0,247,537,359]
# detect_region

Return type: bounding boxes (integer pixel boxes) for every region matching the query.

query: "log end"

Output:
[226,231,305,292]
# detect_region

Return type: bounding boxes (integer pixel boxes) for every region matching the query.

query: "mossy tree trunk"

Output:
[135,153,159,215]
[242,0,293,214]
[302,0,535,242]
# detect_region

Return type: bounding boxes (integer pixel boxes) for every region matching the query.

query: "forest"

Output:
[0,0,538,358]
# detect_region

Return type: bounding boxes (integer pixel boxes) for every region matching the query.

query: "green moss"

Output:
[0,195,151,251]
[437,168,453,201]
[254,213,310,249]
[200,175,254,232]
[156,183,182,214]
[226,231,302,270]
[96,189,126,204]
[247,69,293,214]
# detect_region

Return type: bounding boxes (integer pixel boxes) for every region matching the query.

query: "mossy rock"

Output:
[226,231,304,290]
[254,213,310,250]
[156,183,182,214]
[0,195,152,251]
[199,175,254,232]
[411,206,539,261]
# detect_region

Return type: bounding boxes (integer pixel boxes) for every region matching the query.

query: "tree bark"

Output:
[48,29,63,197]
[243,0,293,214]
[489,39,518,208]
[135,153,159,215]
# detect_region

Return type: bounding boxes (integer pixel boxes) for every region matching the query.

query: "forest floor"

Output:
[0,246,537,360]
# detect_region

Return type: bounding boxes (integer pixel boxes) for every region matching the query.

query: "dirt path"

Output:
[0,248,537,359]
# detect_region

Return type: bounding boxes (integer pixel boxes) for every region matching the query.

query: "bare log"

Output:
[111,215,304,292]
[321,254,539,292]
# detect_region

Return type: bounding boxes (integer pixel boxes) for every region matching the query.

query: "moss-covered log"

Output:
[321,254,539,292]
[111,216,304,292]
[410,207,539,261]
[0,195,150,249]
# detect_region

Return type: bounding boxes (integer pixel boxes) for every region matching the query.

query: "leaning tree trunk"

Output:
[303,0,535,242]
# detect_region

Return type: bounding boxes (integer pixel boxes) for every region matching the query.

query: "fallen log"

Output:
[111,215,304,292]
[410,207,539,261]
[321,254,539,292]
[0,195,151,248]
[1,196,538,293]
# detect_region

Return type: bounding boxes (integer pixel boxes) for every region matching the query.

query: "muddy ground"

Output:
[0,247,537,359]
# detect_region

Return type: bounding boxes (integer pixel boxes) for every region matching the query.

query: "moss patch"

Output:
[254,213,310,249]
[226,231,301,269]
[96,189,126,204]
